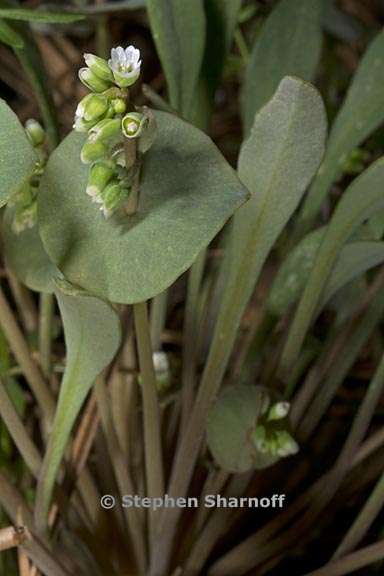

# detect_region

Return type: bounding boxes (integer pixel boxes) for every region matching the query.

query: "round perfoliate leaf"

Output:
[37,111,248,304]
[3,205,57,293]
[0,99,36,207]
[206,385,280,473]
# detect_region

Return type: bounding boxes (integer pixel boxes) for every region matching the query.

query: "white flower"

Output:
[108,46,142,87]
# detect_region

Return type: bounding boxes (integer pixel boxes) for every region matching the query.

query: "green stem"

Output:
[133,302,164,540]
[234,28,250,63]
[180,248,206,435]
[0,285,54,421]
[38,293,54,378]
[150,291,168,352]
[95,376,147,572]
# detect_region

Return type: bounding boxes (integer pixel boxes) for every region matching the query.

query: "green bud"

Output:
[275,431,299,458]
[112,98,127,115]
[78,67,110,93]
[80,139,108,164]
[86,161,114,199]
[88,118,122,144]
[122,111,146,139]
[100,180,130,218]
[77,93,109,122]
[84,53,114,82]
[25,119,45,147]
[267,401,290,421]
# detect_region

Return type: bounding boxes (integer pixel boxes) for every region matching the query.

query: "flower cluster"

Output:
[251,399,299,459]
[11,119,46,234]
[75,46,156,218]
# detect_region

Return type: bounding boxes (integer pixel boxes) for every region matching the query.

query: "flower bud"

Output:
[122,112,146,139]
[112,97,127,115]
[78,67,110,93]
[84,53,114,82]
[100,180,130,218]
[76,93,109,123]
[267,401,290,421]
[88,118,122,144]
[86,161,114,199]
[25,119,45,147]
[275,431,299,457]
[80,139,108,164]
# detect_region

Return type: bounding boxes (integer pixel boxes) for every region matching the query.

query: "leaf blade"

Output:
[243,0,323,134]
[146,0,206,117]
[0,8,84,23]
[37,111,248,304]
[301,28,384,224]
[0,99,36,206]
[281,158,384,376]
[34,285,121,532]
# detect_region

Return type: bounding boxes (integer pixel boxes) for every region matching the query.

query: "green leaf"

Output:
[0,99,36,207]
[0,8,84,23]
[181,77,326,480]
[267,227,326,316]
[0,18,23,48]
[146,0,206,118]
[201,0,242,99]
[37,111,248,304]
[301,28,384,224]
[268,231,384,317]
[227,77,326,327]
[3,205,57,293]
[243,0,323,134]
[34,283,121,532]
[281,158,384,376]
[320,241,384,310]
[73,0,146,13]
[207,385,278,472]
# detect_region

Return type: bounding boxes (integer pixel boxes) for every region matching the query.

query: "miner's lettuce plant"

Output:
[0,1,384,576]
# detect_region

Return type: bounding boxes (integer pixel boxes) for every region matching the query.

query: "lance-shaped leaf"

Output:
[268,231,384,317]
[281,158,384,376]
[320,241,384,310]
[0,99,36,206]
[243,0,323,134]
[146,0,205,118]
[203,0,242,92]
[174,76,325,496]
[34,283,121,532]
[267,227,326,316]
[0,19,24,48]
[301,28,384,224]
[0,8,84,23]
[37,111,248,304]
[192,77,325,405]
[224,77,326,334]
[3,205,57,293]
